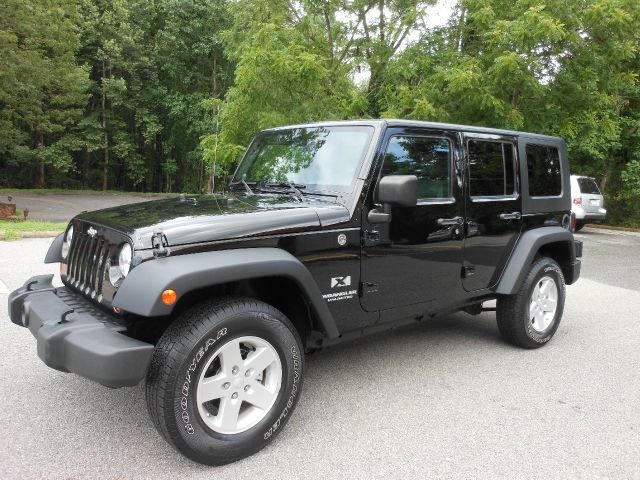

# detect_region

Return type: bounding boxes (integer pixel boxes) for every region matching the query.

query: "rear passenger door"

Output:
[463,134,522,291]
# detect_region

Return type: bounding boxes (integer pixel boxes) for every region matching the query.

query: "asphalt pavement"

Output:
[0,227,639,479]
[2,192,172,222]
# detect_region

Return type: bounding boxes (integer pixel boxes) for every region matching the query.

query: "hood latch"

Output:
[151,231,171,257]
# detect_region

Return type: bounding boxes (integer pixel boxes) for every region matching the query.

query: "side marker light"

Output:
[161,289,177,305]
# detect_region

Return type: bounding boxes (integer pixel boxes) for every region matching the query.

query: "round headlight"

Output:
[108,259,122,287]
[118,243,132,277]
[61,225,74,259]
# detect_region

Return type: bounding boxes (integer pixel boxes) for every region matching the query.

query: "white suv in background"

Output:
[571,175,606,231]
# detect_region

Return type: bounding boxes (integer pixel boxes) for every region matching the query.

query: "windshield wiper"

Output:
[229,180,254,196]
[261,182,306,201]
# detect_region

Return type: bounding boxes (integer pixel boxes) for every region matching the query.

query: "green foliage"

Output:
[0,0,90,187]
[0,0,639,224]
[621,161,640,196]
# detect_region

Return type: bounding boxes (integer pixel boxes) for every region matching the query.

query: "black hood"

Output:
[76,193,350,249]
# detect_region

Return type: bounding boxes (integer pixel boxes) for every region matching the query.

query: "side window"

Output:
[526,144,561,197]
[382,135,452,200]
[468,140,516,198]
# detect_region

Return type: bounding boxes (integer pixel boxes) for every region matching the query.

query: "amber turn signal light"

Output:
[161,289,177,305]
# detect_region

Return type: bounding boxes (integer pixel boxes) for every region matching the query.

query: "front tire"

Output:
[145,297,304,465]
[496,257,566,349]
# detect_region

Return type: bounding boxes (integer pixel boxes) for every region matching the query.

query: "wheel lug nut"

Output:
[244,385,250,392]
[232,392,238,399]
[232,366,239,375]
[223,382,230,390]
[245,368,253,377]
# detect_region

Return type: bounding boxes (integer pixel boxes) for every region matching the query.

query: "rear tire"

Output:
[145,297,304,465]
[496,257,566,349]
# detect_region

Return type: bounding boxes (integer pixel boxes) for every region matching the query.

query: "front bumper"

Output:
[8,275,153,388]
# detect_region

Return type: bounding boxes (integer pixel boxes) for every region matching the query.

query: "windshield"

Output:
[233,126,374,192]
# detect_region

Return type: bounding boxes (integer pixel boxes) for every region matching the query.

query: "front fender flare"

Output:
[44,233,64,264]
[113,248,339,339]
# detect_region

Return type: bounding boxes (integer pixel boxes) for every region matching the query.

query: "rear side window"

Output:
[577,177,600,194]
[382,135,452,199]
[468,140,515,197]
[526,144,562,197]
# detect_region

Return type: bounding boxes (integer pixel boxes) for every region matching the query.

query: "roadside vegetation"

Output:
[0,0,638,226]
[0,219,66,241]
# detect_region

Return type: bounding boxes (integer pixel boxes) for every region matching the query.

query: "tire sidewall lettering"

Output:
[179,327,228,435]
[264,345,301,440]
[525,265,563,343]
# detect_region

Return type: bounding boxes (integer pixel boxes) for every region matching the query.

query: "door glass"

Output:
[468,140,515,197]
[526,144,561,197]
[382,136,452,199]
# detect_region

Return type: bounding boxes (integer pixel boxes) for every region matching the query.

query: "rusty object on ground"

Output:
[0,202,17,219]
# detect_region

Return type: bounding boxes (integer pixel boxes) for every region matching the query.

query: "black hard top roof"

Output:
[264,119,563,142]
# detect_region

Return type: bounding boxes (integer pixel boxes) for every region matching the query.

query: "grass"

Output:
[0,219,66,240]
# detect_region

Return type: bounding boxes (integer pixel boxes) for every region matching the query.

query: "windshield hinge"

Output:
[151,231,171,257]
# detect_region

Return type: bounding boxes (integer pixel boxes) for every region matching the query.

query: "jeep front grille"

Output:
[66,231,113,300]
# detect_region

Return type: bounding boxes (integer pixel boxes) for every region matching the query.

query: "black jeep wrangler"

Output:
[9,120,582,465]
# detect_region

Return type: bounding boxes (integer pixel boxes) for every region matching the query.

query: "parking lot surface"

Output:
[2,191,172,222]
[0,227,639,479]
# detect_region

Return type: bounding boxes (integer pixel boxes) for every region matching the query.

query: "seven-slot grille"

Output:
[66,229,114,299]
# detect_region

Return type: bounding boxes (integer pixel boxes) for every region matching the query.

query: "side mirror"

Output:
[378,175,418,207]
[368,175,418,224]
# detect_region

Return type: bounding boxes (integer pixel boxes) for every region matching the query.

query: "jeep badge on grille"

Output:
[87,226,97,237]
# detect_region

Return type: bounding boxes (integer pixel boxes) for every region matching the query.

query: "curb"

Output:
[584,224,640,233]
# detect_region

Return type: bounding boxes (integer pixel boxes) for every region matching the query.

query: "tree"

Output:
[0,0,89,187]
[202,0,365,187]
[75,0,233,192]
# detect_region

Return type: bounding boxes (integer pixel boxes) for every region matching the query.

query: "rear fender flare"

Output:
[496,227,576,295]
[113,247,339,338]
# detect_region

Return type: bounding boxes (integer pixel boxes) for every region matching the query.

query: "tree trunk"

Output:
[82,147,89,189]
[212,54,217,93]
[367,68,380,116]
[101,60,109,191]
[102,129,109,191]
[456,6,466,52]
[511,84,520,109]
[35,130,45,188]
[600,158,614,193]
[207,172,213,194]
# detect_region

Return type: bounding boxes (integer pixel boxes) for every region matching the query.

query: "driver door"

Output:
[360,127,465,313]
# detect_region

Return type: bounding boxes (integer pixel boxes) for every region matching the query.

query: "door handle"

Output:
[499,212,522,221]
[437,216,464,226]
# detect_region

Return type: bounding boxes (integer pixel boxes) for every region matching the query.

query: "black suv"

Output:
[9,120,582,465]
